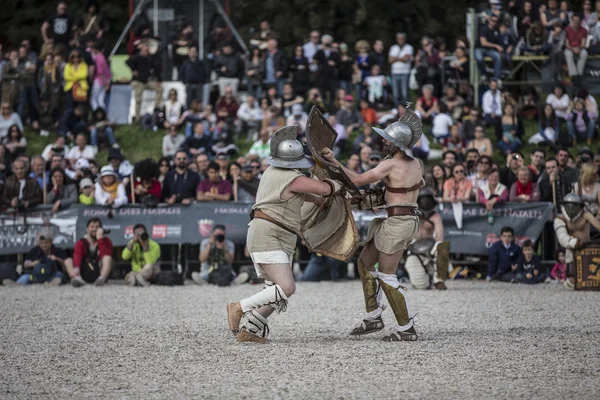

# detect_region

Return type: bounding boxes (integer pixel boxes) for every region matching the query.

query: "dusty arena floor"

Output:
[0,280,599,399]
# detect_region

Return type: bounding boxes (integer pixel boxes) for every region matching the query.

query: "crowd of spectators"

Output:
[3,0,600,286]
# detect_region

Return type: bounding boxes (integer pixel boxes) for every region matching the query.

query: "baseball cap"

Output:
[79,177,94,189]
[75,158,90,169]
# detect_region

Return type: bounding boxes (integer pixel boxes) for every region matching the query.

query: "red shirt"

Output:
[73,237,113,269]
[360,107,378,125]
[196,178,233,196]
[216,98,239,120]
[565,26,588,48]
[131,180,162,203]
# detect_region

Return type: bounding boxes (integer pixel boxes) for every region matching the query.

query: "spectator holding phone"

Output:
[69,217,113,287]
[122,224,161,287]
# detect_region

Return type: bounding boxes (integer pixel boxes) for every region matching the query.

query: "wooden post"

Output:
[552,180,557,208]
[42,169,47,205]
[233,177,238,202]
[130,173,136,204]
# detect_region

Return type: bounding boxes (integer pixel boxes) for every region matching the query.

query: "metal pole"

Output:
[208,0,249,55]
[468,8,479,106]
[153,0,159,37]
[108,0,151,61]
[199,0,205,59]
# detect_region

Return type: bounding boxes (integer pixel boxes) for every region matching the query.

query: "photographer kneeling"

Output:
[122,224,161,287]
[69,218,113,287]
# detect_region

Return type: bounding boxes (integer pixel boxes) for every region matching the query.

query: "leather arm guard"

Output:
[323,179,343,196]
[350,187,386,211]
[554,218,580,250]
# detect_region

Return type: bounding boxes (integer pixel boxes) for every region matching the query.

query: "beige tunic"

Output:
[247,167,304,256]
[363,202,419,255]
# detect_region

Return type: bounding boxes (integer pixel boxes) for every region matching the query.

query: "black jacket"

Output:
[214,53,244,79]
[180,58,208,85]
[126,54,162,82]
[314,49,340,79]
[161,170,201,202]
[261,49,288,78]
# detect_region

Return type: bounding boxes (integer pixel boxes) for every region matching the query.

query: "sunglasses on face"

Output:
[176,157,187,161]
[160,164,169,167]
[454,170,465,174]
[479,161,489,165]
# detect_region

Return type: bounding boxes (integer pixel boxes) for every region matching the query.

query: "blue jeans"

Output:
[497,139,521,154]
[186,84,204,108]
[338,80,352,95]
[17,271,66,285]
[474,48,502,78]
[300,254,342,281]
[247,81,263,101]
[18,86,39,122]
[90,126,117,147]
[391,73,410,106]
[567,119,597,140]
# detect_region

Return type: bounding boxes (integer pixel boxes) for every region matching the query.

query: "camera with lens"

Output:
[581,154,592,164]
[214,234,225,243]
[141,232,149,241]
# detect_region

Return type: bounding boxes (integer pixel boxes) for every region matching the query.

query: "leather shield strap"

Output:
[251,209,297,235]
[385,178,426,194]
[386,206,420,217]
[323,179,335,197]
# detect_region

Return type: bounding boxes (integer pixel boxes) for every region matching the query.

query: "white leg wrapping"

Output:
[239,284,289,313]
[364,270,386,321]
[240,310,270,338]
[404,255,432,290]
[379,272,414,331]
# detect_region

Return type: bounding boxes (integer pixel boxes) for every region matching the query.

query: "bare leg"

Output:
[100,256,112,280]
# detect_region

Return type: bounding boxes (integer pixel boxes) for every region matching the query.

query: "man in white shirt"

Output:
[66,133,96,164]
[431,103,454,141]
[246,128,271,161]
[285,104,308,134]
[388,32,413,106]
[236,95,263,135]
[162,125,186,158]
[302,30,320,72]
[481,78,503,126]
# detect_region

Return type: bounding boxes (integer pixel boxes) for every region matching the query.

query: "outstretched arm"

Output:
[321,148,392,187]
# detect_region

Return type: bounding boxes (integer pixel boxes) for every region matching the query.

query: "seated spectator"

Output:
[467,125,493,157]
[359,99,378,125]
[469,155,491,192]
[529,104,559,145]
[515,240,548,284]
[573,162,600,216]
[12,231,72,286]
[95,166,127,208]
[132,158,161,205]
[285,104,308,135]
[264,85,283,113]
[180,45,208,108]
[548,21,566,78]
[443,163,472,203]
[126,43,163,121]
[262,105,286,132]
[509,167,540,202]
[234,164,259,203]
[63,49,89,111]
[1,124,27,159]
[475,14,503,79]
[46,167,78,213]
[183,123,212,158]
[487,226,522,281]
[428,164,447,202]
[353,124,378,154]
[304,87,328,114]
[237,95,263,139]
[70,218,113,287]
[336,95,363,134]
[214,44,244,97]
[29,155,49,189]
[442,124,466,159]
[161,150,200,205]
[442,150,457,176]
[57,104,87,140]
[41,136,69,161]
[192,225,239,286]
[546,84,570,122]
[107,148,134,186]
[441,85,465,120]
[415,37,441,94]
[551,249,567,282]
[460,107,485,141]
[215,153,230,180]
[281,82,304,117]
[522,21,548,55]
[500,152,524,189]
[482,79,503,127]
[564,13,588,82]
[431,102,453,142]
[362,64,388,105]
[180,101,215,137]
[162,125,186,158]
[478,169,508,206]
[496,103,523,154]
[163,88,186,129]
[0,103,24,141]
[556,147,580,183]
[122,224,161,287]
[415,84,439,124]
[78,177,95,205]
[498,22,515,65]
[566,99,597,144]
[2,159,43,209]
[215,86,239,125]
[449,46,470,83]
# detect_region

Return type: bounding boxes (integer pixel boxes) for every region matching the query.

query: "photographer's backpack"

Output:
[80,240,101,283]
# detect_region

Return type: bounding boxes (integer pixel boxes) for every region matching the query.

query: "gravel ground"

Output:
[0,280,599,399]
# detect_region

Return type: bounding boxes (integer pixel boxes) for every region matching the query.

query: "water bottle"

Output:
[487,210,495,224]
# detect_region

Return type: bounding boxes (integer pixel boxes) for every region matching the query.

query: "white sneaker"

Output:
[191,272,206,285]
[94,276,106,286]
[71,276,86,287]
[2,279,18,286]
[232,272,249,285]
[135,274,150,287]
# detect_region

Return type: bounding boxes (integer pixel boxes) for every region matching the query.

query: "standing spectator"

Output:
[122,224,161,287]
[89,41,111,111]
[89,107,118,150]
[1,50,21,110]
[132,159,162,204]
[528,148,547,181]
[337,42,354,95]
[487,226,523,282]
[74,1,108,41]
[249,20,278,50]
[196,161,232,202]
[70,218,112,287]
[370,39,386,70]
[516,0,539,38]
[530,103,559,145]
[63,50,88,111]
[162,125,186,158]
[443,163,473,203]
[2,159,43,209]
[262,39,287,96]
[158,157,171,185]
[478,169,508,208]
[17,45,39,129]
[169,21,197,79]
[214,44,244,97]
[449,46,470,82]
[355,40,373,83]
[431,103,454,142]
[482,79,503,126]
[237,95,263,137]
[509,167,540,202]
[303,30,321,67]
[415,84,439,124]
[415,37,442,93]
[161,150,200,205]
[126,43,163,122]
[475,15,503,80]
[496,103,523,154]
[0,103,24,140]
[388,32,413,106]
[66,133,96,163]
[95,166,127,208]
[1,125,27,159]
[41,2,74,48]
[313,34,340,104]
[245,46,264,100]
[180,46,208,108]
[289,46,311,97]
[556,147,580,183]
[566,99,597,144]
[564,14,589,82]
[37,52,63,126]
[548,22,566,79]
[46,167,78,213]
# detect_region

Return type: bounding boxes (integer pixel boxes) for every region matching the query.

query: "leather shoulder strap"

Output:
[385,178,426,194]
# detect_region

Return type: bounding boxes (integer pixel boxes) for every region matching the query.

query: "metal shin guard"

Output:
[436,241,450,281]
[378,276,411,329]
[240,310,270,339]
[357,259,379,313]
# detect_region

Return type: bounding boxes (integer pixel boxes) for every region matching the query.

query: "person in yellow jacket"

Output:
[122,224,161,287]
[63,49,89,110]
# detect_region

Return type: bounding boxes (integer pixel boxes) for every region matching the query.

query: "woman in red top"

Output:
[131,158,162,204]
[443,163,473,203]
[509,167,540,202]
[359,99,378,124]
[415,84,439,124]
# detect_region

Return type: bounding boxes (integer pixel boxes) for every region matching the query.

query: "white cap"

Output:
[100,165,117,178]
